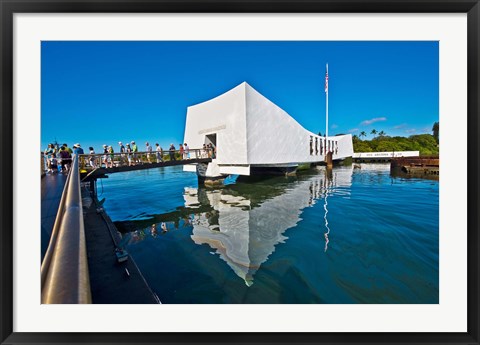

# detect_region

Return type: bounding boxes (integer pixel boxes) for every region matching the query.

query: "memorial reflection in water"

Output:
[110,163,438,303]
[183,166,354,286]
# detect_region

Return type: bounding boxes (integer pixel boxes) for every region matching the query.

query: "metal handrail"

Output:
[41,154,92,304]
[78,147,214,169]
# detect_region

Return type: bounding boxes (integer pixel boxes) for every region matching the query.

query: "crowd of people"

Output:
[43,141,217,172]
[43,142,84,173]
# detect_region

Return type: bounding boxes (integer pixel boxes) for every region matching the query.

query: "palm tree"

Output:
[371,129,378,137]
[359,131,367,139]
[378,130,386,137]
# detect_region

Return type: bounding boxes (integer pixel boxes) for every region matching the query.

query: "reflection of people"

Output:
[308,184,313,206]
[206,210,220,231]
[161,222,168,233]
[151,224,158,237]
[182,216,191,227]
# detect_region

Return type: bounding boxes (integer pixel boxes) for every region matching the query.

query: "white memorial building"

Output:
[183,82,353,178]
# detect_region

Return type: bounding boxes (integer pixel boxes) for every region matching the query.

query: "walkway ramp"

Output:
[80,156,211,181]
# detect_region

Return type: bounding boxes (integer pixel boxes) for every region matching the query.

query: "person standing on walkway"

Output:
[206,143,212,158]
[44,143,54,173]
[88,147,96,168]
[108,145,114,168]
[59,146,71,172]
[102,145,108,168]
[62,143,73,155]
[50,155,58,173]
[169,144,176,161]
[211,144,217,159]
[146,142,153,163]
[119,142,126,165]
[183,143,190,159]
[155,143,163,163]
[73,143,84,155]
[179,143,184,160]
[126,143,133,166]
[131,141,139,164]
[73,143,85,167]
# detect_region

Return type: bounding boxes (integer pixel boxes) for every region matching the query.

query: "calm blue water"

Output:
[99,164,439,304]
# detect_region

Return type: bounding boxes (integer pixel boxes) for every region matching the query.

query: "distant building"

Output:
[183,82,353,177]
[352,151,419,162]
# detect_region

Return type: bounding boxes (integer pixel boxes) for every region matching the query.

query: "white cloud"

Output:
[361,117,387,126]
[405,129,417,134]
[393,123,407,129]
[348,128,359,133]
[331,124,338,129]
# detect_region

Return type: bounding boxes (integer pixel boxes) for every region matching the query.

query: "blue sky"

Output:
[41,41,438,152]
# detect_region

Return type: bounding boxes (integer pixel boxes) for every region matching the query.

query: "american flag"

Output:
[325,65,329,93]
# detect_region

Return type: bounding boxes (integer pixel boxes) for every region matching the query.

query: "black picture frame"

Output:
[1,1,479,344]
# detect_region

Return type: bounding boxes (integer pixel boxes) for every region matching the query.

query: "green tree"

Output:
[432,122,439,143]
[409,134,439,155]
[370,129,378,137]
[353,133,439,156]
[359,131,367,139]
[378,130,386,137]
[353,141,373,152]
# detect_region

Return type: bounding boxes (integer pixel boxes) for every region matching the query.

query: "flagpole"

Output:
[325,63,329,140]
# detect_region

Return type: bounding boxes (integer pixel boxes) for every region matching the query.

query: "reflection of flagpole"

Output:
[323,177,330,252]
